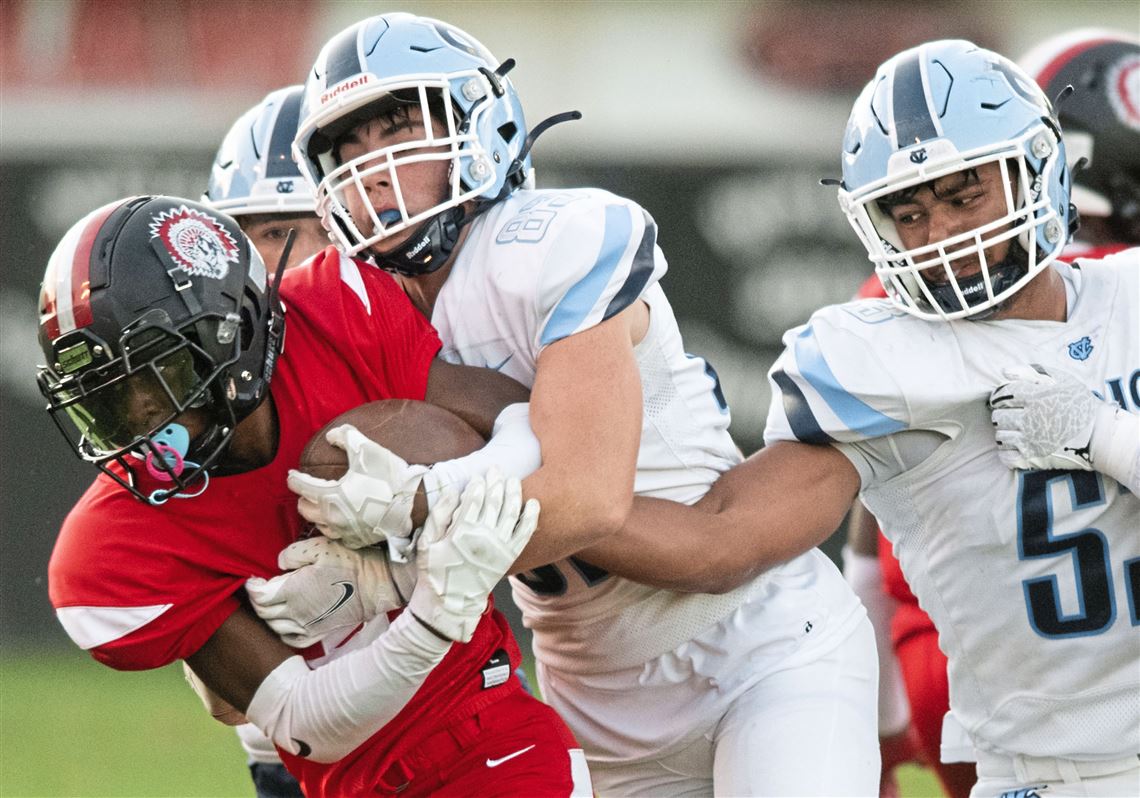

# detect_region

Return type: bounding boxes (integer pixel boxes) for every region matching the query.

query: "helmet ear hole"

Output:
[497,121,519,143]
[239,310,254,349]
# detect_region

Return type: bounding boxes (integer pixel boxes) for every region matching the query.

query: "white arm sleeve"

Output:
[1091,403,1140,493]
[244,611,451,762]
[421,403,541,503]
[842,545,911,736]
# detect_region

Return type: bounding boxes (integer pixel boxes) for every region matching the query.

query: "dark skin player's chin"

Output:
[212,397,279,474]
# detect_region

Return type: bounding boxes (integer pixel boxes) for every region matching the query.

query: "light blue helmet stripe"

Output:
[541,204,632,346]
[891,49,939,149]
[793,326,906,436]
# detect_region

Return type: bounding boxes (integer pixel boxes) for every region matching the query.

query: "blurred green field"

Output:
[1,649,250,797]
[1,649,946,797]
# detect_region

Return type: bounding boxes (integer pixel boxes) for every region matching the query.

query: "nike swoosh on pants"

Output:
[485,744,536,768]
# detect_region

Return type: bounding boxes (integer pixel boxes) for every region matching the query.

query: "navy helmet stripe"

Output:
[891,50,939,148]
[771,369,836,445]
[323,26,365,88]
[602,211,657,321]
[265,90,304,178]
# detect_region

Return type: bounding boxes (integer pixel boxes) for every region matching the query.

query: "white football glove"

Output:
[990,364,1100,471]
[991,364,1140,491]
[287,424,427,557]
[246,537,416,648]
[408,469,539,643]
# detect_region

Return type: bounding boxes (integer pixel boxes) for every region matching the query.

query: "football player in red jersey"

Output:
[40,196,591,797]
[842,29,1140,798]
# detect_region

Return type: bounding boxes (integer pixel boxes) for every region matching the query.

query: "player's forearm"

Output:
[577,495,814,593]
[574,496,759,592]
[578,441,859,592]
[510,464,635,572]
[244,612,450,763]
[188,604,449,763]
[424,359,530,439]
[510,324,643,571]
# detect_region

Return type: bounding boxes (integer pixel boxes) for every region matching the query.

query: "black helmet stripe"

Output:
[324,25,366,88]
[891,50,939,149]
[265,89,304,178]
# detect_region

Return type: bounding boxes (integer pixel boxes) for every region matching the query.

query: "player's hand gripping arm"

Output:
[186,473,537,763]
[576,440,861,593]
[285,359,535,554]
[285,404,542,555]
[246,537,416,648]
[990,364,1140,491]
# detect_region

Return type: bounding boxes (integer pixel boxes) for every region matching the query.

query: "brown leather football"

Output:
[299,399,485,480]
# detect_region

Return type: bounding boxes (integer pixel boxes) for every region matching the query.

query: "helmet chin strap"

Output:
[924,240,1030,320]
[367,205,465,277]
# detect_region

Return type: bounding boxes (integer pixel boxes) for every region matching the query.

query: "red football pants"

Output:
[377,689,586,797]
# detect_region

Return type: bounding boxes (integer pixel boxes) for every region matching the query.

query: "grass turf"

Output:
[1,648,947,797]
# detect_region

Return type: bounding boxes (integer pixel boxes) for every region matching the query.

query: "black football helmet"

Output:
[37,196,285,504]
[1021,30,1140,243]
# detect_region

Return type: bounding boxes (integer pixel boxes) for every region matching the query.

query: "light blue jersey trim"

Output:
[793,325,905,437]
[540,204,632,346]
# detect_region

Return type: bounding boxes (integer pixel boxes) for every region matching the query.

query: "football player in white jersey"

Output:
[585,40,1140,798]
[843,30,1140,798]
[274,12,880,796]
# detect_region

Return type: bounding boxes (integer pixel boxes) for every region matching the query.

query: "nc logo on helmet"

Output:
[149,206,239,280]
[909,148,928,164]
[276,180,295,194]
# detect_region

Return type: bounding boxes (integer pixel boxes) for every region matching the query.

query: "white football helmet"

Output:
[205,86,316,216]
[838,40,1076,320]
[294,13,532,275]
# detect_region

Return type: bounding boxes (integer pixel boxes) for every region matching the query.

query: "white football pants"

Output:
[539,612,879,796]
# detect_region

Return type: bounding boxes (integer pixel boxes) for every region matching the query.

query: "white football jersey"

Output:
[765,252,1140,760]
[433,187,859,672]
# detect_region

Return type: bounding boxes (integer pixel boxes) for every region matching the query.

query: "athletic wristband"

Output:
[421,403,541,507]
[1090,403,1140,493]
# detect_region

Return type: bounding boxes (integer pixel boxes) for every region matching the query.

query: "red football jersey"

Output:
[48,247,522,795]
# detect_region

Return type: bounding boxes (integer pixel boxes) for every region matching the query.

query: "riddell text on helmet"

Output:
[321,75,373,106]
